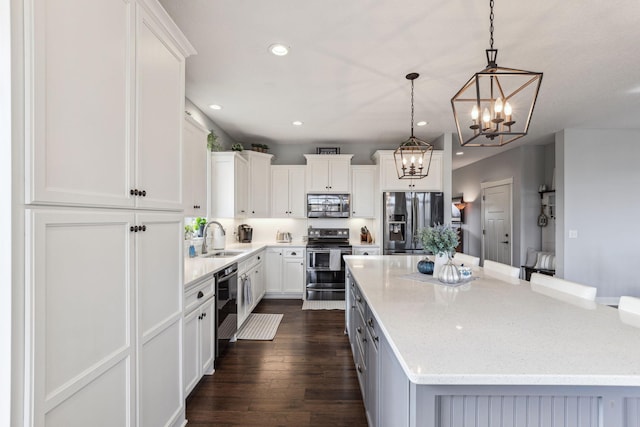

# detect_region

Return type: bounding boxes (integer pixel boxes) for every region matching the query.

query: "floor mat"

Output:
[301,300,345,310]
[236,313,283,340]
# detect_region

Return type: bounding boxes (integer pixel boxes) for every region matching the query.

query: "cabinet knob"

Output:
[130,189,135,196]
[198,315,202,320]
[141,225,146,232]
[367,319,373,327]
[357,364,363,373]
[291,252,296,256]
[252,210,255,214]
[197,291,204,299]
[374,336,379,342]
[140,190,146,197]
[130,226,135,232]
[356,327,362,334]
[363,252,369,256]
[202,312,206,318]
[257,256,261,260]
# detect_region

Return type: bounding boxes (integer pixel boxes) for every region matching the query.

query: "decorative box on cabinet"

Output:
[351,165,376,218]
[182,115,209,217]
[271,166,306,218]
[304,154,353,193]
[209,152,249,218]
[265,247,305,298]
[373,150,443,192]
[25,0,196,211]
[27,209,185,427]
[183,276,215,396]
[241,151,273,217]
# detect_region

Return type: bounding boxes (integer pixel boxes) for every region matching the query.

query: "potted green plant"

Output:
[207,130,222,152]
[261,144,269,153]
[193,217,207,237]
[231,143,244,151]
[418,224,460,283]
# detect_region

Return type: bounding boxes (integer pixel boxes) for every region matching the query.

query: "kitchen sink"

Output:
[200,250,245,258]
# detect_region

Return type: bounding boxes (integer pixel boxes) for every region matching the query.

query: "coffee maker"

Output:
[237,224,253,243]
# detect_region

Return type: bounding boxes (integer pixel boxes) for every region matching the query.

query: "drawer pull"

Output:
[356,327,362,334]
[197,291,204,299]
[367,318,374,327]
[357,364,363,373]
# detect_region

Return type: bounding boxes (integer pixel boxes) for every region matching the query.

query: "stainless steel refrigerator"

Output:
[383,192,444,255]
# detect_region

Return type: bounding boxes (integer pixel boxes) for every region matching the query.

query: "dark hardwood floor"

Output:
[185,299,368,426]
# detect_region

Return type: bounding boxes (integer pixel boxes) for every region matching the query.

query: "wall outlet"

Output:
[569,229,578,239]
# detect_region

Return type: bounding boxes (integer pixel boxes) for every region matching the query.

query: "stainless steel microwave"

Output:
[307,194,350,218]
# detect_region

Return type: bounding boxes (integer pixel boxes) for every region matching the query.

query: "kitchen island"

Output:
[344,255,640,427]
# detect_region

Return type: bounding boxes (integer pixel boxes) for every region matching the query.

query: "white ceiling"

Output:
[159,0,640,169]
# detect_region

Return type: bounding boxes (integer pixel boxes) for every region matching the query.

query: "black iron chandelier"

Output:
[451,0,543,147]
[394,73,433,179]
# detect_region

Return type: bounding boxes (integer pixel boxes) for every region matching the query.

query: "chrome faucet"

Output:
[201,221,225,254]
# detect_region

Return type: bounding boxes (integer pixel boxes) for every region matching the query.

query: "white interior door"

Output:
[483,182,512,265]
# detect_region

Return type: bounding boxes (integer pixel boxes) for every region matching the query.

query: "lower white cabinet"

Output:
[353,246,380,256]
[183,277,215,396]
[265,247,305,297]
[238,251,265,327]
[26,209,185,427]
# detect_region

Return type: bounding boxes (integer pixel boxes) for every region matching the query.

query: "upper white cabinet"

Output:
[351,165,377,218]
[373,150,443,192]
[271,166,306,218]
[209,152,248,218]
[25,0,195,210]
[241,151,273,217]
[304,154,353,193]
[182,115,209,217]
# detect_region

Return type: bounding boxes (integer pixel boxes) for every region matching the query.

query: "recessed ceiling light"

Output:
[208,104,222,110]
[456,151,464,156]
[416,121,427,126]
[292,121,303,126]
[269,44,289,56]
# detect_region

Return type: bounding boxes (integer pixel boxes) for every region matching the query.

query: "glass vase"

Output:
[437,255,461,284]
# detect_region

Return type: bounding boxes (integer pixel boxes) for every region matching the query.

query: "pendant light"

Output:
[394,73,433,180]
[451,0,543,147]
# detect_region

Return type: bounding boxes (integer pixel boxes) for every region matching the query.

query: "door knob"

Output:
[501,241,509,244]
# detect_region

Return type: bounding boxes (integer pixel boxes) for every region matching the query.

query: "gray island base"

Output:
[344,255,640,427]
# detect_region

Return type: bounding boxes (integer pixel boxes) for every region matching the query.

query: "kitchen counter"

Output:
[184,241,306,287]
[345,255,640,387]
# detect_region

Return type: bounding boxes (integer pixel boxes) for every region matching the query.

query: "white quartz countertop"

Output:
[184,241,306,287]
[344,255,640,386]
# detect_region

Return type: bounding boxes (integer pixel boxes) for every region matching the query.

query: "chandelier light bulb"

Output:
[402,158,407,165]
[482,108,491,123]
[504,101,513,116]
[418,157,423,165]
[471,105,479,120]
[410,155,416,164]
[495,98,503,113]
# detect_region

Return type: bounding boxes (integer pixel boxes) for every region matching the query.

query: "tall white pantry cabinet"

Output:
[22,0,195,426]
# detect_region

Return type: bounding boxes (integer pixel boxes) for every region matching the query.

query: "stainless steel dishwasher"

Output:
[214,263,238,366]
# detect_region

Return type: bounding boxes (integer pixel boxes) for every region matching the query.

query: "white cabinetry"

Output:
[271,166,306,218]
[241,151,273,217]
[353,246,380,256]
[237,251,265,327]
[183,277,215,396]
[304,154,353,193]
[265,247,305,298]
[182,115,209,217]
[351,166,376,218]
[209,152,248,218]
[373,150,443,191]
[27,209,184,427]
[26,0,193,211]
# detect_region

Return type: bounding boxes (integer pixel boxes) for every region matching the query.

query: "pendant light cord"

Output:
[489,0,494,49]
[410,78,415,138]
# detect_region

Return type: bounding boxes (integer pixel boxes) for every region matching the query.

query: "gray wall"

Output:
[184,99,237,149]
[452,146,545,267]
[557,129,640,301]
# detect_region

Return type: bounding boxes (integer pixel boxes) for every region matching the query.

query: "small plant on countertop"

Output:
[420,224,459,257]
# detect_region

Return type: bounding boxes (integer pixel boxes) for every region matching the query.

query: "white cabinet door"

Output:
[210,152,248,218]
[26,0,133,208]
[283,256,305,294]
[183,309,199,395]
[135,212,183,427]
[351,166,376,218]
[135,7,185,211]
[288,167,307,218]
[265,248,283,293]
[27,209,135,427]
[328,158,351,192]
[182,116,208,217]
[306,158,331,192]
[199,298,215,375]
[244,151,272,217]
[235,156,249,217]
[271,166,306,218]
[271,167,290,217]
[304,155,353,193]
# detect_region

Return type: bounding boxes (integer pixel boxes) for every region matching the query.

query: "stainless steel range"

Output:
[305,227,352,300]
